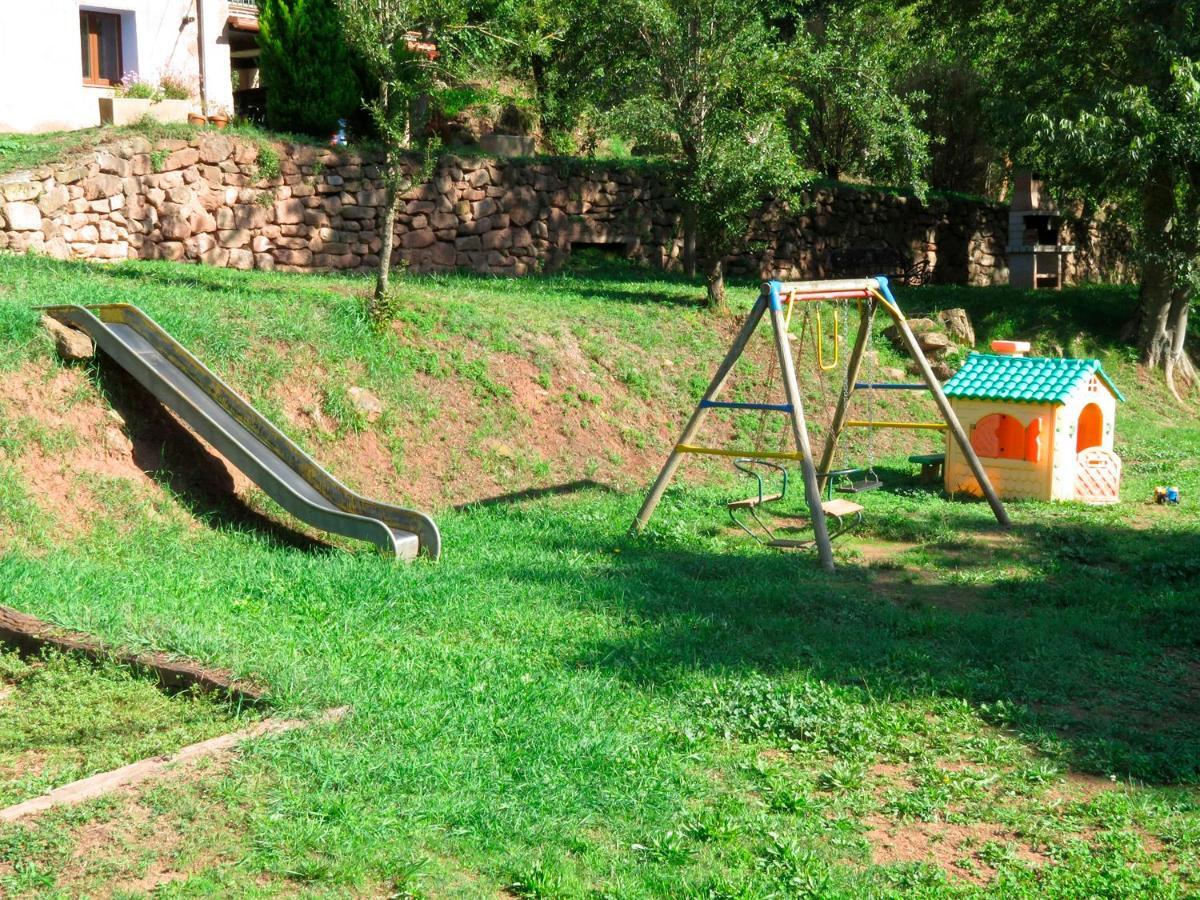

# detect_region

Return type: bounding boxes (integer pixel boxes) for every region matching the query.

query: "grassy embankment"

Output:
[0,253,1196,896]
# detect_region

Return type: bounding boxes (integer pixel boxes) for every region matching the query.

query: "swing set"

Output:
[632,276,1009,572]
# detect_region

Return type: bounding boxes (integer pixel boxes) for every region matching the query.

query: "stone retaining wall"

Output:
[0,133,1129,286]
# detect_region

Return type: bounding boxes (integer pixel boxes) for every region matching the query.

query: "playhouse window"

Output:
[971,413,1027,460]
[1077,402,1103,452]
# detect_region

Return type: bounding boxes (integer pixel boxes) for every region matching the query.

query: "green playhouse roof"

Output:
[943,352,1126,404]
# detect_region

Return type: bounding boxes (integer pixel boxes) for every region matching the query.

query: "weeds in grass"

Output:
[254,143,281,182]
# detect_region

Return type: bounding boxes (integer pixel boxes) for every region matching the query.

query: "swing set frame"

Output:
[632,276,1010,572]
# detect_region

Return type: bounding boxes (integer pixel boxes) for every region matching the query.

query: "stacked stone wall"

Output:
[0,133,1130,286]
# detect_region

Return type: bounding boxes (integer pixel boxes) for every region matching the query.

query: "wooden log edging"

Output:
[0,707,349,822]
[0,604,267,705]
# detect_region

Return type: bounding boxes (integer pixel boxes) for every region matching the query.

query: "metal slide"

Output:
[44,303,440,560]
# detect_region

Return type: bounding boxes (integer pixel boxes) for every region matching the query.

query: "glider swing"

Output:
[632,276,1009,572]
[722,298,866,548]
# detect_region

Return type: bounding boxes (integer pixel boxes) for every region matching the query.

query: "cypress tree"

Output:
[258,0,361,136]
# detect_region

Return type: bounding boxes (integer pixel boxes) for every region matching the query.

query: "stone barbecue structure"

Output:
[0,133,1130,286]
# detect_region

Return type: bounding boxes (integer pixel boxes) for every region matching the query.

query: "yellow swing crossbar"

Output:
[844,420,947,431]
[675,444,805,461]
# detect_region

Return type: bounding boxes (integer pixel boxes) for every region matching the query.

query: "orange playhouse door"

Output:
[1075,448,1122,505]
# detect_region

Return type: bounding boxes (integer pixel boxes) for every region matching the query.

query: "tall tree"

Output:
[259,0,362,136]
[781,1,929,187]
[587,0,802,309]
[335,0,450,317]
[970,0,1198,392]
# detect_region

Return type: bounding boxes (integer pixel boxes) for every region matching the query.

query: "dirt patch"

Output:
[868,565,989,612]
[865,814,1049,885]
[847,540,919,568]
[1051,771,1123,802]
[276,368,335,435]
[759,748,792,763]
[49,762,246,897]
[868,761,915,795]
[357,329,702,509]
[0,364,154,536]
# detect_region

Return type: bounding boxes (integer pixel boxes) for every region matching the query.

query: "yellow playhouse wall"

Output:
[1049,376,1118,500]
[944,400,1057,500]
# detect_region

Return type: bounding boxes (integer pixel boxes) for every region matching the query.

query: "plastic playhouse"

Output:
[942,340,1126,504]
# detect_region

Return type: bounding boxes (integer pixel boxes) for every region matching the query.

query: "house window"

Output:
[80,11,123,86]
[971,413,1028,460]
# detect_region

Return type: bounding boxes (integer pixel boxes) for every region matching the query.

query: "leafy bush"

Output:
[258,0,361,137]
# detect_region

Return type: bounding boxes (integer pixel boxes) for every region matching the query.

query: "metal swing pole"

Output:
[632,293,769,531]
[766,282,835,572]
[816,298,877,495]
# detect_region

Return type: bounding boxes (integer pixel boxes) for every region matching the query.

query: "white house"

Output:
[0,1,244,133]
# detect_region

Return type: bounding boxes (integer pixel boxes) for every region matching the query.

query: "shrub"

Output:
[258,0,361,137]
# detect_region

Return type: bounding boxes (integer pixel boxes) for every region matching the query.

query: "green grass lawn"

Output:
[0,651,252,809]
[0,255,1197,896]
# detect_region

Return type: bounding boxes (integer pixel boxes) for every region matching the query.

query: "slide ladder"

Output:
[44,303,439,560]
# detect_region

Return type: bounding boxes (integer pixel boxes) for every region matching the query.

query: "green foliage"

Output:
[586,0,806,306]
[255,143,282,181]
[335,0,453,155]
[0,650,249,808]
[0,130,106,176]
[157,71,192,100]
[114,77,158,100]
[783,1,930,189]
[449,0,577,132]
[979,0,1199,376]
[0,255,1198,893]
[335,0,462,307]
[259,0,362,136]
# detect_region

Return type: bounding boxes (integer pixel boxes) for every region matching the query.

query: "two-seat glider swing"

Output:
[631,276,1009,572]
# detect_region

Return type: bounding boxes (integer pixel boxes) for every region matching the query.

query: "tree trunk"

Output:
[1135,164,1196,398]
[1139,280,1197,400]
[682,201,698,278]
[680,143,699,278]
[373,165,403,318]
[705,255,726,313]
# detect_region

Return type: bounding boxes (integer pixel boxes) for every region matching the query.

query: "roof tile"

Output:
[942,353,1125,404]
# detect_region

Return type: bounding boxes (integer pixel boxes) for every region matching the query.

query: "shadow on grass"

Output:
[92,353,332,555]
[527,506,1200,785]
[454,479,618,512]
[83,256,722,317]
[897,283,1138,352]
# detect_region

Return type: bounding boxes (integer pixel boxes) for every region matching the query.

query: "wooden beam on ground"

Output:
[0,604,267,705]
[0,708,348,822]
